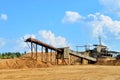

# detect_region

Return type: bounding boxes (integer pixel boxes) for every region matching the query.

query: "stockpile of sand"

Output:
[0,52,55,69]
[96,57,120,65]
[22,52,56,63]
[0,58,52,69]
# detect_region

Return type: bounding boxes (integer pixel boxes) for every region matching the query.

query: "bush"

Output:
[0,52,23,59]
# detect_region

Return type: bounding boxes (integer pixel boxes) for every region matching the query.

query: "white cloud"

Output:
[0,38,5,48]
[62,11,120,39]
[1,14,8,21]
[88,13,120,39]
[62,11,83,23]
[15,34,36,52]
[16,38,27,50]
[99,0,120,16]
[39,30,69,47]
[15,31,70,52]
[99,0,120,9]
[23,34,36,40]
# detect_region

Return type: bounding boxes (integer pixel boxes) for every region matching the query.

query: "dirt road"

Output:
[0,65,120,80]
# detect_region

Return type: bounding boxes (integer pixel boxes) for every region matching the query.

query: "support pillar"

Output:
[31,42,33,58]
[36,44,38,60]
[45,47,48,62]
[41,46,43,61]
[82,58,88,64]
[82,52,89,64]
[50,49,52,63]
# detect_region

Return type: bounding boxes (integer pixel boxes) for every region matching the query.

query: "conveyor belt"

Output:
[69,50,97,62]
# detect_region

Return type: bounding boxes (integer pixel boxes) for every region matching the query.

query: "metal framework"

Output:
[25,38,97,65]
[25,38,61,52]
[25,38,62,64]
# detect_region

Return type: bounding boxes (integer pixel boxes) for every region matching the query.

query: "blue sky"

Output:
[1,0,120,52]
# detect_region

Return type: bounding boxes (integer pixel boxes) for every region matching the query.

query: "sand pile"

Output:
[0,58,52,69]
[96,57,120,65]
[0,52,55,69]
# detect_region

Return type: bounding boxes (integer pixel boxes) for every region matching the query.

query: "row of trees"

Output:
[0,52,24,59]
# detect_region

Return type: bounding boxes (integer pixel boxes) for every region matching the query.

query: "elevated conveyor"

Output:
[25,38,97,62]
[25,38,62,52]
[69,50,97,62]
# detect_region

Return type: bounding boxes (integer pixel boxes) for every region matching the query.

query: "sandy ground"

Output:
[0,65,120,80]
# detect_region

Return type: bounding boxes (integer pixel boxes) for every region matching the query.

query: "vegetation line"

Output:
[0,52,25,59]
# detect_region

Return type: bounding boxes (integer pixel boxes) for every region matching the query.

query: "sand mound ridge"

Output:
[0,58,52,69]
[96,57,120,65]
[0,53,53,69]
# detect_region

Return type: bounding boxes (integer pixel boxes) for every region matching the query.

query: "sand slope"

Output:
[0,58,51,69]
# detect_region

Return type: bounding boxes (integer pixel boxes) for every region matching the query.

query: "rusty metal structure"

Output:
[25,38,61,52]
[25,38,97,65]
[25,38,58,63]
